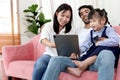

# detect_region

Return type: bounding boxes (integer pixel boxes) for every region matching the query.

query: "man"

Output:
[42,5,115,80]
[76,5,93,45]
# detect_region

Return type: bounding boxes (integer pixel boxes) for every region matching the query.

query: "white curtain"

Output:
[41,0,120,28]
[41,0,97,29]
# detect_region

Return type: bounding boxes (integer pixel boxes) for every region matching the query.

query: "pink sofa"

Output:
[2,26,120,80]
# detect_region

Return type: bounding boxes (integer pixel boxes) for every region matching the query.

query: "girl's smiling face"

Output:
[88,9,108,31]
[90,16,106,31]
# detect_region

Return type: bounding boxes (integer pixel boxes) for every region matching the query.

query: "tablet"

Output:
[54,35,80,57]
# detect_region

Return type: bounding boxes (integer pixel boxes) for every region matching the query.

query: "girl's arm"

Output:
[80,34,92,53]
[97,27,119,46]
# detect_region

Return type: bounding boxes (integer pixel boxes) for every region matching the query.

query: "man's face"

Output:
[79,8,91,24]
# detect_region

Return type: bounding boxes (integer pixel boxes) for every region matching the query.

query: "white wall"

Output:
[19,0,120,44]
[93,0,120,26]
[19,0,38,44]
[42,0,120,29]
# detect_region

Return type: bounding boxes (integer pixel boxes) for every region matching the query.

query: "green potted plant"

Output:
[23,4,51,34]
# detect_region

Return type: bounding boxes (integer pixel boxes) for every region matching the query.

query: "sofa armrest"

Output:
[2,41,34,71]
[116,57,120,80]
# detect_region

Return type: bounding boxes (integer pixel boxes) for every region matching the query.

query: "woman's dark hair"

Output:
[53,3,73,34]
[78,5,94,17]
[88,8,112,26]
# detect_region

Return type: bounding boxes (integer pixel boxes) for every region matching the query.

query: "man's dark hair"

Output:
[78,5,94,17]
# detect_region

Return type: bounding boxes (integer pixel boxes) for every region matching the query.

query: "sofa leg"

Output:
[8,76,12,80]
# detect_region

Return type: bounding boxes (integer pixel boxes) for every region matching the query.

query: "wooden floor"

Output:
[0,34,21,53]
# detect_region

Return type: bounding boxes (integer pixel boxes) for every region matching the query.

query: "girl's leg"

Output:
[67,67,83,77]
[67,55,97,77]
[32,54,51,80]
[89,50,115,80]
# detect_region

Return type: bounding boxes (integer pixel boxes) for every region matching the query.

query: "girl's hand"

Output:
[70,53,79,60]
[98,37,107,41]
[95,37,107,46]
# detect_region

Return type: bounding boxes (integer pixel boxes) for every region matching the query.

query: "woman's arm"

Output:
[41,38,56,48]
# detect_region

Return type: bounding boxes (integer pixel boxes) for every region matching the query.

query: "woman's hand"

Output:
[50,42,56,48]
[41,38,56,48]
[70,53,79,60]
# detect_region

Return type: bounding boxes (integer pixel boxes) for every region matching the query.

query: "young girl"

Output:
[32,3,76,80]
[67,8,120,77]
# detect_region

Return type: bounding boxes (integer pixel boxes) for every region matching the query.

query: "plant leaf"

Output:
[23,4,51,34]
[28,21,38,34]
[26,19,34,23]
[23,4,38,16]
[39,12,45,21]
[28,4,38,12]
[44,19,51,23]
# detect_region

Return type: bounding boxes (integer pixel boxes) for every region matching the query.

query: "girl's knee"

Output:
[99,50,115,60]
[98,50,115,66]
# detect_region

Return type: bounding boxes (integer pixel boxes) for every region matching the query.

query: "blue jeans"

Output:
[42,56,76,80]
[89,50,115,80]
[42,50,115,80]
[32,54,51,80]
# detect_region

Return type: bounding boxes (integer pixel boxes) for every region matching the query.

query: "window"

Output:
[0,0,20,53]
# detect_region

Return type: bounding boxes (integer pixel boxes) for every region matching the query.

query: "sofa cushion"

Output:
[59,71,98,80]
[59,70,117,80]
[8,61,35,79]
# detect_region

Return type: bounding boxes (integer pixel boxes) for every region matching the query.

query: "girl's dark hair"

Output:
[53,3,73,34]
[88,8,112,26]
[78,5,94,17]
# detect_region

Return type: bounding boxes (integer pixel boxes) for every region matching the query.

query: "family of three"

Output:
[32,3,120,80]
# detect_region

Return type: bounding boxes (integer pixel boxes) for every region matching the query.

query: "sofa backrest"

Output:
[113,26,120,35]
[31,26,120,60]
[31,34,45,60]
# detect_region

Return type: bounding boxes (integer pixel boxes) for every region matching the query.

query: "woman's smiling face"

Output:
[56,10,71,27]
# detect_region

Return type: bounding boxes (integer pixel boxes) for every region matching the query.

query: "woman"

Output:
[32,3,76,80]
